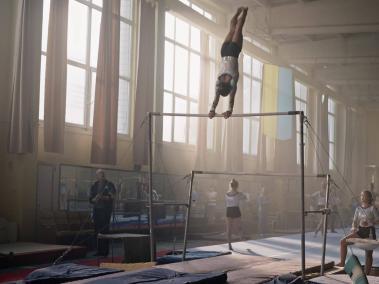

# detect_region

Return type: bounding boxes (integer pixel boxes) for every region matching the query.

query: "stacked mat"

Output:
[85,268,227,284]
[24,262,228,283]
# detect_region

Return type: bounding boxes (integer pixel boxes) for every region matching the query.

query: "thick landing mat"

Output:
[68,253,333,284]
[72,267,226,284]
[24,263,123,283]
[160,253,333,283]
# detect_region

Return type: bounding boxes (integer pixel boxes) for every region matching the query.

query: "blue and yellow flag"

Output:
[262,64,294,140]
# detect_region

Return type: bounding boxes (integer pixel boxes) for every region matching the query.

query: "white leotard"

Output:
[352,205,379,229]
[225,192,246,208]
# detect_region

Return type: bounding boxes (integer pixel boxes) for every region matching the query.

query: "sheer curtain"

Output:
[194,34,210,170]
[8,0,43,154]
[307,88,320,174]
[273,120,296,173]
[221,56,243,172]
[91,0,120,165]
[351,110,367,192]
[133,0,156,167]
[342,106,353,184]
[316,93,329,173]
[193,35,244,172]
[43,0,68,153]
[258,118,296,173]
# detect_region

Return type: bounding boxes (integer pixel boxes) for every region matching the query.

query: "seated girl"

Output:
[337,190,379,275]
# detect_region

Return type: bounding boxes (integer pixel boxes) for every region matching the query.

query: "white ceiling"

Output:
[207,0,379,106]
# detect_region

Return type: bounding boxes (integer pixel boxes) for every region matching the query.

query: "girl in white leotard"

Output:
[225,178,247,250]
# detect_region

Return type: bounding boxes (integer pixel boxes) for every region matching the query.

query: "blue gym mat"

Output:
[24,263,123,283]
[86,267,227,284]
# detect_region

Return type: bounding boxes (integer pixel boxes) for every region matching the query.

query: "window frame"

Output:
[242,53,263,157]
[39,0,136,137]
[162,12,204,146]
[178,0,215,22]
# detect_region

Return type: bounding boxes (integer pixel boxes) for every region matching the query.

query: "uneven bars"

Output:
[191,170,326,178]
[147,110,307,274]
[149,111,301,118]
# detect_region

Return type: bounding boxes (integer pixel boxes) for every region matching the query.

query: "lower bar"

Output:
[192,170,325,178]
[150,111,300,118]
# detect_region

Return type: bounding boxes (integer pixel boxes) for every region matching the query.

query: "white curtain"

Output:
[351,111,367,193]
[91,0,120,165]
[194,34,210,170]
[220,56,244,172]
[43,0,68,153]
[307,88,321,174]
[257,119,296,173]
[194,37,244,172]
[315,93,329,174]
[8,0,43,154]
[342,107,353,184]
[133,0,156,167]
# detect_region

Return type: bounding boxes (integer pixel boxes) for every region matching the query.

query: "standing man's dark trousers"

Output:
[93,208,112,256]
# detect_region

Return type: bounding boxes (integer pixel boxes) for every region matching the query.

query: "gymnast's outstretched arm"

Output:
[209,92,220,119]
[222,86,237,119]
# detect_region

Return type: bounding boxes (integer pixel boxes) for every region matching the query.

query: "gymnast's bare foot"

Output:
[335,262,344,267]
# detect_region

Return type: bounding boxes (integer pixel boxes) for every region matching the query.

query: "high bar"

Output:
[149,111,302,118]
[191,170,326,178]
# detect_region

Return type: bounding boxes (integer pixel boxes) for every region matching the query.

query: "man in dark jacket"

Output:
[89,169,116,256]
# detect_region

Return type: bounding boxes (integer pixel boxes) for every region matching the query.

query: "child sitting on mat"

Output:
[209,7,248,119]
[337,190,379,274]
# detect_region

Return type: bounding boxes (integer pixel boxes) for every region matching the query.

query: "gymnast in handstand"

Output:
[209,7,248,119]
[337,190,379,274]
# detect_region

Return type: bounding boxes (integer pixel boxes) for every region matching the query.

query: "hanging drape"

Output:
[342,106,353,184]
[221,55,243,172]
[91,0,120,165]
[133,0,156,167]
[273,120,296,173]
[194,34,210,170]
[273,74,296,173]
[194,39,243,172]
[8,0,43,154]
[315,93,329,173]
[351,111,367,192]
[43,0,68,153]
[307,88,320,174]
[258,64,296,172]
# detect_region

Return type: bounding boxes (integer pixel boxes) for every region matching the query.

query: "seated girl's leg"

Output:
[337,231,359,266]
[365,250,373,275]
